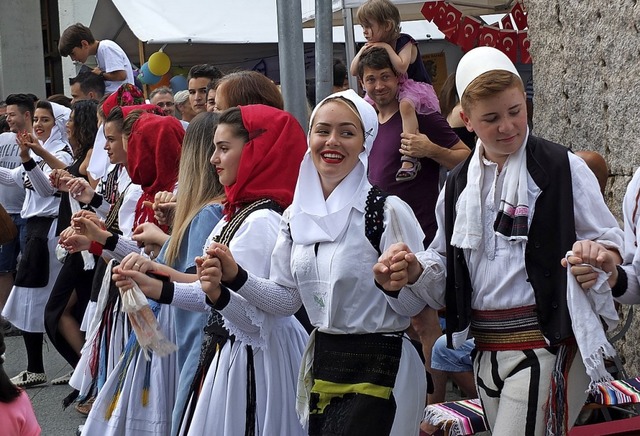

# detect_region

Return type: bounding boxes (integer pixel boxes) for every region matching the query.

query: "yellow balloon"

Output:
[148,52,171,76]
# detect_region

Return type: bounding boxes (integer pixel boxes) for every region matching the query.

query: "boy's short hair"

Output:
[59,23,95,57]
[5,94,36,115]
[69,69,106,99]
[356,47,395,78]
[460,70,524,114]
[187,64,223,82]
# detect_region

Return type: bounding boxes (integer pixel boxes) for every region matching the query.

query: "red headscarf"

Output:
[126,113,184,229]
[121,104,164,118]
[101,83,145,117]
[223,104,307,217]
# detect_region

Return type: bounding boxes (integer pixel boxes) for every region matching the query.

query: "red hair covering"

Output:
[223,104,307,217]
[126,113,184,229]
[121,104,164,118]
[101,83,145,117]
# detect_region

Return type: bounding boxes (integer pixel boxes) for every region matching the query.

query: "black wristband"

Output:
[23,159,37,171]
[206,285,231,310]
[374,279,400,298]
[104,233,118,251]
[222,265,248,291]
[89,192,103,208]
[611,265,628,298]
[156,281,175,304]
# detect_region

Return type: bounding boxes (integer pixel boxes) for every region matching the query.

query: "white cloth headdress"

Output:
[455,46,521,101]
[40,101,71,153]
[289,89,378,245]
[451,47,529,249]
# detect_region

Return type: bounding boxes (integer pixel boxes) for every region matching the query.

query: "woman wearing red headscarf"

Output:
[60,107,180,414]
[115,105,309,435]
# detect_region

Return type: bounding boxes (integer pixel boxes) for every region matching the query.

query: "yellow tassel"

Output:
[105,392,121,419]
[142,388,149,406]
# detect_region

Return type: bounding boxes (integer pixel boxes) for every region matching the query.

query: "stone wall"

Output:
[526,0,640,374]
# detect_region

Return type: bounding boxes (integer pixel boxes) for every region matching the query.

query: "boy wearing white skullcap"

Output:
[374,46,623,435]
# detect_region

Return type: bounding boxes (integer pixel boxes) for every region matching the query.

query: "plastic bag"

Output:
[119,283,177,359]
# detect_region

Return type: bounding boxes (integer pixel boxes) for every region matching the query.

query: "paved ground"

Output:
[4,334,85,436]
[4,333,473,436]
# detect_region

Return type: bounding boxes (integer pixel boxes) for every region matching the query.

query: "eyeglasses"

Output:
[156,102,174,108]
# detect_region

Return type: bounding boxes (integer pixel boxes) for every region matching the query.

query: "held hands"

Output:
[373,242,423,292]
[112,253,163,299]
[149,191,177,226]
[196,255,222,302]
[63,176,95,203]
[49,169,73,190]
[58,225,91,254]
[562,240,621,290]
[132,222,168,259]
[196,243,238,303]
[71,210,108,242]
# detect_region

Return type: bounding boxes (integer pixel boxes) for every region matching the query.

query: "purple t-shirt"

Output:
[368,110,460,246]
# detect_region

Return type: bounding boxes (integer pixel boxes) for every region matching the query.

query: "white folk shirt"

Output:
[618,167,640,304]
[412,151,623,313]
[270,196,429,334]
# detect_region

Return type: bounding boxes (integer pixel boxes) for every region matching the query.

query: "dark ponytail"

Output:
[0,331,21,402]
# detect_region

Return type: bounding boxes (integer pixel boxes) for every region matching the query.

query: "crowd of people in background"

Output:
[0,1,638,435]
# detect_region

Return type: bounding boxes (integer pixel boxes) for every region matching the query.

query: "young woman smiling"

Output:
[0,100,73,387]
[202,90,429,435]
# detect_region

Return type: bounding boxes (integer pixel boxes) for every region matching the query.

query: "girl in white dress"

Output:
[0,99,72,387]
[115,105,310,436]
[202,90,428,435]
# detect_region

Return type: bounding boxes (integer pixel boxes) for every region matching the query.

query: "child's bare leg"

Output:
[397,98,421,181]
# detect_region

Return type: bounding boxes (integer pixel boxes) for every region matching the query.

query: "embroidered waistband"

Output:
[471,305,547,351]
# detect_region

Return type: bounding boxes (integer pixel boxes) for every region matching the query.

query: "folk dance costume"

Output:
[408,47,623,436]
[224,91,428,435]
[45,146,98,369]
[80,113,183,435]
[169,204,223,436]
[0,103,73,334]
[173,105,308,436]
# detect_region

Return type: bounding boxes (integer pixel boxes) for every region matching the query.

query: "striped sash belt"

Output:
[471,305,547,351]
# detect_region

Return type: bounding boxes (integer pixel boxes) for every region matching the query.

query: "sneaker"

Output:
[10,370,47,388]
[51,370,73,385]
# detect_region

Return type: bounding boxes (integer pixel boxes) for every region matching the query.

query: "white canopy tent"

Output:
[300,0,516,89]
[89,0,444,77]
[301,0,516,24]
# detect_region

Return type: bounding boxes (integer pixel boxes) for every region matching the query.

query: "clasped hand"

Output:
[196,243,238,303]
[373,242,422,292]
[112,253,163,298]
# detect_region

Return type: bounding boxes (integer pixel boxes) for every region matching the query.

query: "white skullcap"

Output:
[456,46,521,101]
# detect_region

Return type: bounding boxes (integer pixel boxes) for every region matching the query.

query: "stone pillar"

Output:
[0,0,46,98]
[526,0,640,374]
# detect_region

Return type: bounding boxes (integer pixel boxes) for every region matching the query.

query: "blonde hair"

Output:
[356,0,401,41]
[460,70,524,114]
[163,112,225,266]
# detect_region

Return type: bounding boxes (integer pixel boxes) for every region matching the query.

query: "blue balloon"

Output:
[169,75,188,92]
[139,62,161,85]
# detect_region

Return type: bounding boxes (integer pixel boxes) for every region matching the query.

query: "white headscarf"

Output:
[41,101,71,151]
[289,89,378,245]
